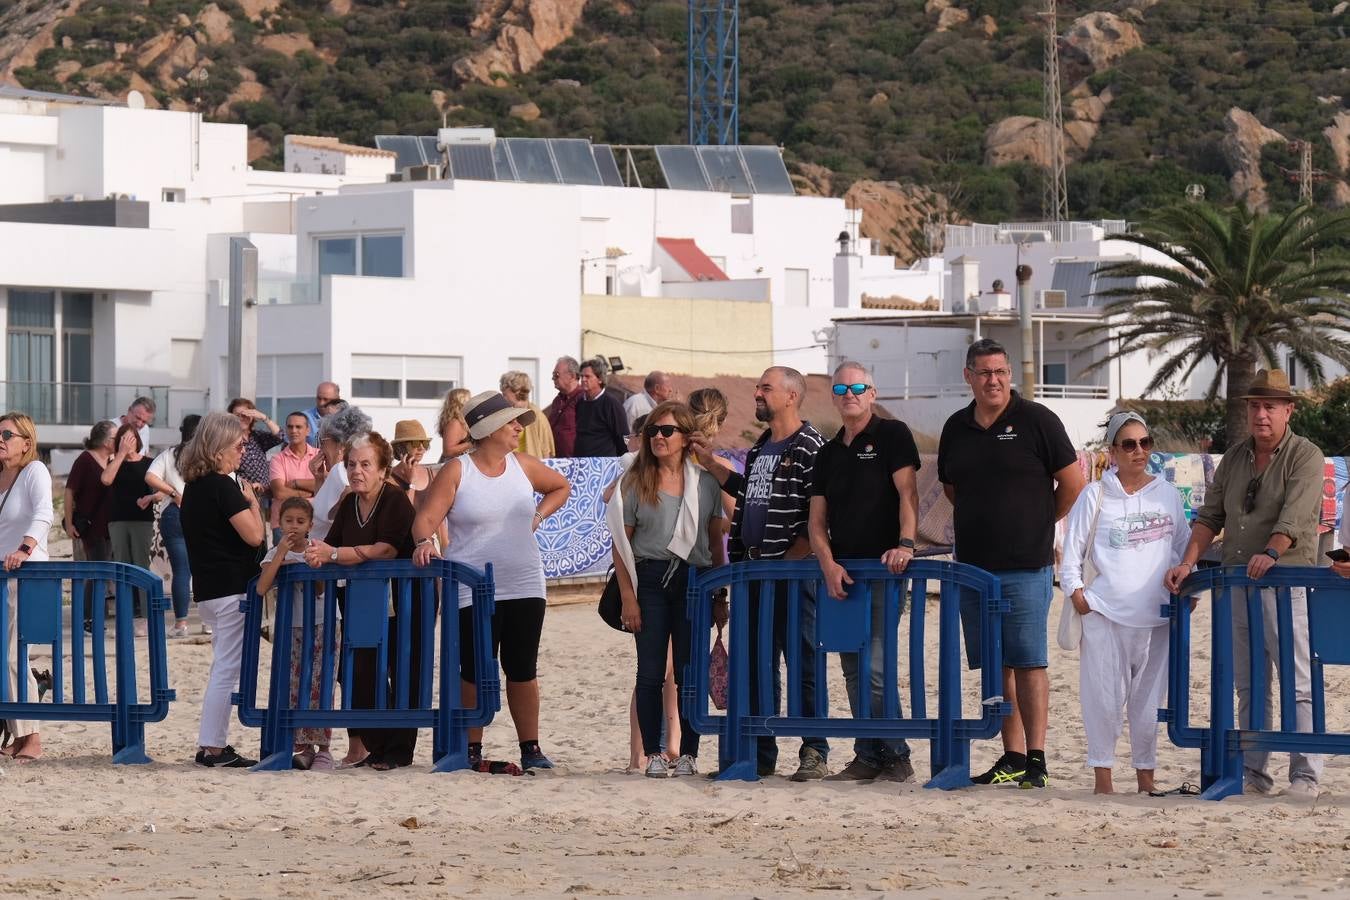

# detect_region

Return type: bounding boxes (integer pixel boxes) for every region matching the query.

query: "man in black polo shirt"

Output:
[809,360,920,783]
[938,338,1083,789]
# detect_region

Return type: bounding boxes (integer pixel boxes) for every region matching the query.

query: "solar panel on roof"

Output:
[419,137,444,166]
[593,145,624,187]
[698,146,753,193]
[374,135,426,172]
[739,146,795,195]
[492,141,518,181]
[549,139,603,185]
[448,144,496,181]
[502,138,560,184]
[655,146,711,191]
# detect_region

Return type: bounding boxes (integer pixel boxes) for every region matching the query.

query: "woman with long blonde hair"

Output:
[611,401,726,777]
[437,388,472,462]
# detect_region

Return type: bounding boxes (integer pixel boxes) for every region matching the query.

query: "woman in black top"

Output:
[179,411,265,768]
[304,431,419,771]
[101,423,161,633]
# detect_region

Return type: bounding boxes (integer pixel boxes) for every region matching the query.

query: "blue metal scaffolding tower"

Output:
[687,0,739,146]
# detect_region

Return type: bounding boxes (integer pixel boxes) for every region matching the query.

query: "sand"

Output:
[3,587,1349,898]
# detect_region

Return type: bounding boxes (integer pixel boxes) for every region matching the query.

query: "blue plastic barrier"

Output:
[235,559,500,772]
[1163,565,1350,800]
[684,559,1010,787]
[0,561,175,763]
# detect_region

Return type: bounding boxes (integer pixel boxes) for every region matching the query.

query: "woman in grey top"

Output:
[612,402,725,778]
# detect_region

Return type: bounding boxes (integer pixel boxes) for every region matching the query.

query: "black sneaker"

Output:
[520,743,555,770]
[1018,762,1049,789]
[195,745,256,768]
[971,752,1027,786]
[875,757,915,783]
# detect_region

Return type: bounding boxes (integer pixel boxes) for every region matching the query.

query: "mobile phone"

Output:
[1326,548,1350,563]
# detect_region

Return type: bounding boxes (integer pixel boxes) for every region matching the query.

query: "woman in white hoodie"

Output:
[1061,412,1189,794]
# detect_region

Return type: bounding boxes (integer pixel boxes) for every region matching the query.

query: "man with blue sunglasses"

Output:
[809,360,921,783]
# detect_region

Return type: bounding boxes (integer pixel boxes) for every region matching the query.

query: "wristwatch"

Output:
[1262,547,1280,562]
[329,548,339,563]
[898,538,916,550]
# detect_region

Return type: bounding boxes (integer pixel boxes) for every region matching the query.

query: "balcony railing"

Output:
[0,382,171,427]
[212,278,317,307]
[879,382,1110,401]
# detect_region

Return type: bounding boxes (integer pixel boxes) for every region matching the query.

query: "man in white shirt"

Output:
[624,371,674,431]
[109,396,155,454]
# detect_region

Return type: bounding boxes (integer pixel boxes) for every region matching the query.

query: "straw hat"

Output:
[392,419,430,444]
[1239,369,1296,401]
[463,391,535,440]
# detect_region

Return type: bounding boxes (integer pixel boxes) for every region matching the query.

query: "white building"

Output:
[0,87,393,450]
[2,91,922,446]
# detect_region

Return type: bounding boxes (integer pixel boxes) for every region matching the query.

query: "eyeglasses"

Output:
[1244,476,1262,514]
[1115,436,1154,453]
[644,424,688,439]
[968,368,1012,381]
[316,398,339,408]
[831,383,871,396]
[0,429,23,442]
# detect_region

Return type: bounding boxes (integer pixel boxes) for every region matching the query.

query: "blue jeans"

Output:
[158,503,192,621]
[840,582,911,767]
[633,559,699,759]
[959,566,1054,670]
[748,580,828,770]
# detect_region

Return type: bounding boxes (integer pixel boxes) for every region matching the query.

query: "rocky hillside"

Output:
[2,0,1347,234]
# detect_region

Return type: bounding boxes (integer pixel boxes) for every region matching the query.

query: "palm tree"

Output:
[1082,202,1350,447]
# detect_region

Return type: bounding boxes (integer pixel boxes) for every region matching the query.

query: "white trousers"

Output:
[4,579,39,739]
[1079,613,1168,770]
[197,594,247,749]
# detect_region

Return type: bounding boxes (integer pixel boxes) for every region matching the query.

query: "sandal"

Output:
[1149,782,1201,797]
[336,754,370,770]
[473,759,526,776]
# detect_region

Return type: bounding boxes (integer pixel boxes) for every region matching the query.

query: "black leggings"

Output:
[459,597,546,683]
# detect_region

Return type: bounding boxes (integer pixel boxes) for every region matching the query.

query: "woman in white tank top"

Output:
[413,392,570,772]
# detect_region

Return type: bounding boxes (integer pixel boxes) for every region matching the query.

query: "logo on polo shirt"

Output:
[856,442,878,460]
[998,424,1017,441]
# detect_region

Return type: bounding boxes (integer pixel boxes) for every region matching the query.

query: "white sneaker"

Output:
[670,755,698,777]
[1280,779,1319,800]
[133,619,148,638]
[644,755,670,778]
[201,623,213,636]
[168,623,189,639]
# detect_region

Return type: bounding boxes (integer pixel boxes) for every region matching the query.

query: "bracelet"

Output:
[533,510,545,522]
[415,537,435,548]
[15,544,31,556]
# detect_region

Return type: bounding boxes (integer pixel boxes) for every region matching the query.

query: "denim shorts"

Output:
[958,565,1053,669]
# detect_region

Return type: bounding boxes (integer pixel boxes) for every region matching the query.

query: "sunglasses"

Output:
[317,398,339,408]
[1244,476,1262,514]
[832,383,871,396]
[1115,436,1154,453]
[644,424,688,439]
[0,429,22,441]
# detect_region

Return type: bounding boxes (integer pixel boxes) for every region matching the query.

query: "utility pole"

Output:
[1041,0,1068,223]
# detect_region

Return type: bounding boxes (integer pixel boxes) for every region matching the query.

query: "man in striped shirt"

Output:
[698,366,828,780]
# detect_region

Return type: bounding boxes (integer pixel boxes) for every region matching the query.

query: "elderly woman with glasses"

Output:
[1060,412,1188,795]
[500,371,555,458]
[0,413,53,763]
[179,411,265,767]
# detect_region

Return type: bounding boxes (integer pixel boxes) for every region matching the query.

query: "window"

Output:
[1286,353,1298,387]
[161,188,184,203]
[507,357,540,396]
[361,235,403,277]
[352,354,461,403]
[317,234,406,281]
[318,238,357,278]
[7,290,55,420]
[253,353,322,420]
[1042,362,1067,385]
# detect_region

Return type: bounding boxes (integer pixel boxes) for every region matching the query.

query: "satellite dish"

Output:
[1185,183,1205,202]
[126,90,146,110]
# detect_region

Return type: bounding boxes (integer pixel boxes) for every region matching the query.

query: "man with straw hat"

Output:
[1164,368,1325,799]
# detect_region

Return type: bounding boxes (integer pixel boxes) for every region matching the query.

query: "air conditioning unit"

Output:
[49,193,85,202]
[403,164,441,181]
[1039,289,1067,309]
[387,171,405,182]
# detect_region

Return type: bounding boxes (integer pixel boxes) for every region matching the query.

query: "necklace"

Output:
[355,482,384,529]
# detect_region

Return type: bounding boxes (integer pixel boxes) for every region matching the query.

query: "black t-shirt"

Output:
[574,391,627,457]
[812,415,921,559]
[180,472,259,601]
[108,457,154,523]
[326,485,416,558]
[937,391,1077,571]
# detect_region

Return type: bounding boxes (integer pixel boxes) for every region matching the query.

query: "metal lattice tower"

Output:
[1297,141,1313,203]
[1042,0,1068,222]
[688,0,739,145]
